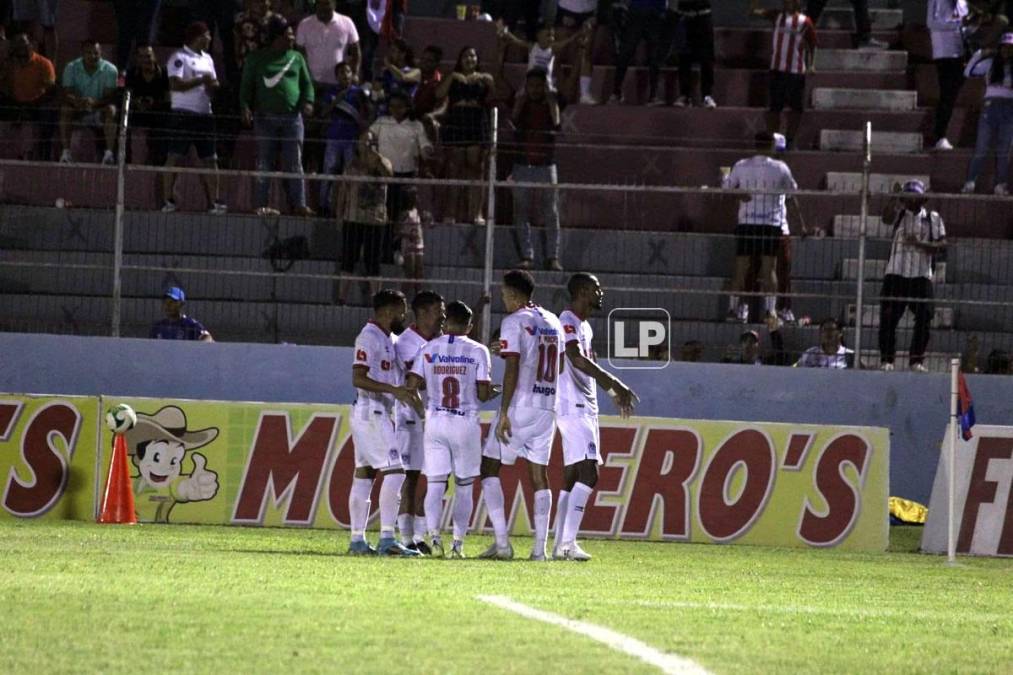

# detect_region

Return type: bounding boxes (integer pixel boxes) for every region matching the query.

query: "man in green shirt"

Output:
[240,15,316,216]
[59,40,120,164]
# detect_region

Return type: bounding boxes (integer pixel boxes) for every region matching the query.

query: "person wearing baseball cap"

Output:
[878,179,947,372]
[150,286,214,341]
[961,32,1013,195]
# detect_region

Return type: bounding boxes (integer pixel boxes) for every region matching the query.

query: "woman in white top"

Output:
[927,0,969,150]
[961,32,1013,195]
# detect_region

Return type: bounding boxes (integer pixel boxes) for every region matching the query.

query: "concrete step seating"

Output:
[819,130,923,154]
[840,258,948,284]
[846,303,954,330]
[833,216,893,239]
[814,49,908,72]
[819,8,903,31]
[826,173,931,193]
[811,88,919,111]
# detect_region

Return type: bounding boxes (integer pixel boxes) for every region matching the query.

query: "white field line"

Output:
[634,600,1010,623]
[476,594,711,675]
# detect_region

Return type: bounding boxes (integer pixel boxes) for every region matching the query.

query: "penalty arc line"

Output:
[476,594,711,675]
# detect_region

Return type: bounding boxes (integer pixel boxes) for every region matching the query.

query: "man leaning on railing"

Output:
[0,32,57,161]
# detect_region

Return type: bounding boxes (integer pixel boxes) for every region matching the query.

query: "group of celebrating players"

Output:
[348,269,639,560]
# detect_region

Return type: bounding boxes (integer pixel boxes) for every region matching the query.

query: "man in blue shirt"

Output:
[150,287,214,341]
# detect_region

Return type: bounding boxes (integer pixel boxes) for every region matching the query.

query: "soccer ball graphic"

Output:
[105,404,137,434]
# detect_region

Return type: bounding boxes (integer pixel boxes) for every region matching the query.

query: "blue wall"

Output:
[3,332,1012,504]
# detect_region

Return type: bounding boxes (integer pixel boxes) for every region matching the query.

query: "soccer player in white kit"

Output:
[479,270,564,561]
[553,273,638,561]
[406,301,500,558]
[348,289,424,557]
[394,290,446,554]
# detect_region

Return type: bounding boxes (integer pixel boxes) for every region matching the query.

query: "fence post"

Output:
[481,107,499,344]
[111,90,131,337]
[853,121,871,366]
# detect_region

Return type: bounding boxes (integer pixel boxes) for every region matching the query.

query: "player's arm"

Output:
[477,381,502,402]
[495,355,519,442]
[352,364,416,405]
[564,341,638,417]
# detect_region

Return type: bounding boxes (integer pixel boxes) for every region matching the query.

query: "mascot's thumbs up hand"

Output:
[176,453,219,502]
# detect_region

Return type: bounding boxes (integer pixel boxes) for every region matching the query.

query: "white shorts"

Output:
[423,412,482,479]
[396,418,424,471]
[558,415,601,466]
[482,407,556,466]
[350,408,401,470]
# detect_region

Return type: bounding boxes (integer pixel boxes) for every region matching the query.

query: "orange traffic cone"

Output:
[98,434,137,524]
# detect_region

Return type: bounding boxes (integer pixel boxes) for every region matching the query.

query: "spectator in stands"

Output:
[241,15,316,217]
[413,45,444,121]
[722,132,805,324]
[986,348,1011,373]
[961,33,1013,196]
[296,0,360,86]
[611,0,667,105]
[397,187,424,294]
[112,0,162,72]
[671,0,717,108]
[724,329,764,365]
[234,0,278,76]
[723,318,790,365]
[189,0,242,85]
[497,18,593,105]
[150,286,214,342]
[0,32,57,160]
[878,180,947,373]
[318,60,371,214]
[554,0,599,104]
[126,44,170,166]
[511,68,563,272]
[752,0,817,148]
[58,40,119,165]
[966,1,1011,49]
[161,23,226,215]
[377,38,420,107]
[489,0,543,42]
[928,0,969,151]
[804,0,886,50]
[335,129,392,305]
[370,89,432,261]
[437,46,494,225]
[12,0,58,60]
[359,0,407,85]
[795,317,852,368]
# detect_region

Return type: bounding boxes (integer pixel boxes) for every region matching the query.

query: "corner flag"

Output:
[957,371,975,441]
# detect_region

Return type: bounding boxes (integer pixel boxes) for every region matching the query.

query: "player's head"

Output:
[373,288,408,333]
[163,286,186,319]
[445,300,473,334]
[501,269,536,312]
[411,290,445,334]
[524,67,549,101]
[819,317,842,355]
[567,272,602,311]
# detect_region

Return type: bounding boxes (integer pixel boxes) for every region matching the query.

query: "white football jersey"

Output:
[411,334,491,415]
[557,309,598,417]
[352,321,398,412]
[167,46,216,114]
[498,304,564,412]
[394,325,432,421]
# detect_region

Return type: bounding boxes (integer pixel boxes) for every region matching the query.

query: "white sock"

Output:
[452,478,476,540]
[533,489,552,556]
[553,490,570,554]
[728,295,739,311]
[348,477,373,542]
[425,478,447,536]
[378,472,405,539]
[765,295,777,312]
[482,476,509,547]
[397,513,413,544]
[413,515,427,543]
[562,482,593,546]
[580,75,591,97]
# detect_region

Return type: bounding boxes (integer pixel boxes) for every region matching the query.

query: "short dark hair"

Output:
[754,131,775,150]
[373,288,406,312]
[334,60,352,72]
[411,290,443,314]
[81,39,100,48]
[820,317,841,332]
[423,45,443,61]
[525,67,548,82]
[446,300,473,326]
[388,89,413,108]
[567,272,597,299]
[503,269,535,299]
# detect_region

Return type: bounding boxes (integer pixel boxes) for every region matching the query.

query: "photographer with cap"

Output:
[878,180,947,372]
[150,287,214,342]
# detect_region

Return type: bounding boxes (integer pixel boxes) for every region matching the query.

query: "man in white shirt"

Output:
[722,132,805,324]
[161,22,226,215]
[296,0,360,85]
[795,317,854,368]
[553,273,638,561]
[348,288,423,556]
[878,180,947,372]
[479,270,564,561]
[406,300,499,558]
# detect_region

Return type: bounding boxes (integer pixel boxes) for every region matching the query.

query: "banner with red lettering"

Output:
[922,425,1013,557]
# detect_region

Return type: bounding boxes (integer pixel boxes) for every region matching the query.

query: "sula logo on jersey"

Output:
[355,349,367,362]
[564,324,577,334]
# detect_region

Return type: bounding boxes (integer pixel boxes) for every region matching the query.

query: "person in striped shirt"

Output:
[877,180,948,372]
[751,0,817,148]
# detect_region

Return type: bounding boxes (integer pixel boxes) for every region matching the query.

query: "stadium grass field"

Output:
[2,521,1010,674]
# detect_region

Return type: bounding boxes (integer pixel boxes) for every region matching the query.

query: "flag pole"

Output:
[948,357,959,564]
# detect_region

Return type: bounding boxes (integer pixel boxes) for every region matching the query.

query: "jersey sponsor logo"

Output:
[564,324,577,334]
[355,349,368,362]
[499,339,509,350]
[380,360,392,371]
[424,353,476,365]
[263,56,297,89]
[532,384,556,396]
[525,326,559,337]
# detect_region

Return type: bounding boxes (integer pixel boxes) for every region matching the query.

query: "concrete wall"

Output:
[3,332,1012,504]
